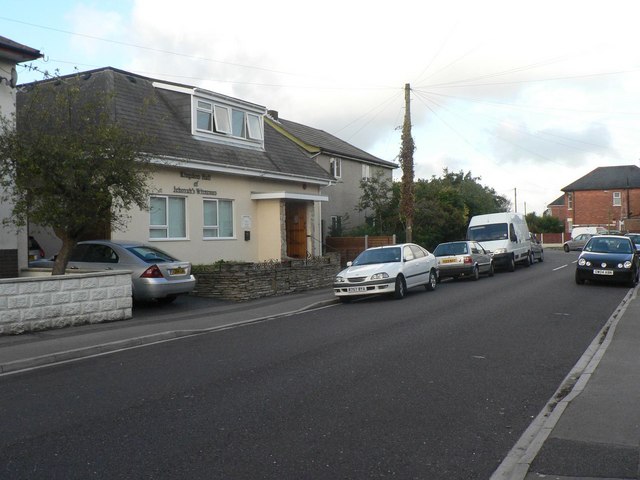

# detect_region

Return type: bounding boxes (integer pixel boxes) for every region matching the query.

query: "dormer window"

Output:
[193,95,265,147]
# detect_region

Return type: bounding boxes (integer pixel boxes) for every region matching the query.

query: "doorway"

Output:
[285,201,307,258]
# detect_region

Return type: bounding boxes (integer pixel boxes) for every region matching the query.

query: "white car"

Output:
[333,243,438,302]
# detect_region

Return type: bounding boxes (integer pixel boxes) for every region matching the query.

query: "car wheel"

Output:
[394,275,406,299]
[472,265,480,281]
[628,269,638,288]
[539,250,544,262]
[425,269,437,291]
[524,252,532,267]
[488,262,495,277]
[508,255,516,272]
[564,244,570,252]
[575,272,585,285]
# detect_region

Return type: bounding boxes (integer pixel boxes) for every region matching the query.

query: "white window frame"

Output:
[362,164,371,180]
[213,105,231,134]
[613,191,622,206]
[196,100,213,132]
[247,113,263,140]
[567,192,573,210]
[203,198,235,239]
[149,195,187,240]
[330,157,342,178]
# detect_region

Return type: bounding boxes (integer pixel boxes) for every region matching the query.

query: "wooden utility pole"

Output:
[399,83,415,243]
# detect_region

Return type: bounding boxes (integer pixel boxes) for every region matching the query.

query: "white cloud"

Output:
[28,0,640,215]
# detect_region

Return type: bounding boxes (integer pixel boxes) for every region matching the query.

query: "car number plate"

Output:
[441,258,457,264]
[170,267,186,275]
[594,269,613,276]
[347,286,367,293]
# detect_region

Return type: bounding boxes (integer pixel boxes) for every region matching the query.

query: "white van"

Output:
[466,212,532,271]
[570,226,607,238]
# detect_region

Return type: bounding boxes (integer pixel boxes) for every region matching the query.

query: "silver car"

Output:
[563,233,594,252]
[32,240,196,303]
[433,240,494,281]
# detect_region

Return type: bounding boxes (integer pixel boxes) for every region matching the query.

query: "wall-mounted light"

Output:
[0,67,18,88]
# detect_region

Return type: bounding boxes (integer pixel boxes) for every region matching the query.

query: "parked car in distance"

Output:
[334,243,437,302]
[563,233,594,252]
[28,236,45,262]
[625,233,640,251]
[571,226,607,238]
[433,241,494,281]
[30,240,196,303]
[529,233,544,262]
[575,235,639,287]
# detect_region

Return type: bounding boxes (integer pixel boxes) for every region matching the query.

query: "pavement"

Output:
[1,285,639,479]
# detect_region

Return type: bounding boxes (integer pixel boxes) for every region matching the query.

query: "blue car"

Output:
[575,235,639,287]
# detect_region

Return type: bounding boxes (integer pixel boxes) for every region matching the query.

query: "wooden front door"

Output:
[285,202,307,258]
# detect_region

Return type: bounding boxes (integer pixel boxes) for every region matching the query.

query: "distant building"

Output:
[265,111,396,238]
[548,165,640,235]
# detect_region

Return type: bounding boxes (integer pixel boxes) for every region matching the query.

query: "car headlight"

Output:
[578,258,586,266]
[624,261,632,269]
[335,276,345,283]
[370,272,389,280]
[493,248,507,254]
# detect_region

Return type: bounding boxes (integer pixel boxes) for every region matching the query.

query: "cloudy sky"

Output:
[3,0,640,215]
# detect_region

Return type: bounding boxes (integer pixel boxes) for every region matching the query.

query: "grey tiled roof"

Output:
[548,195,565,207]
[0,35,42,62]
[19,68,333,184]
[274,117,397,168]
[562,165,640,191]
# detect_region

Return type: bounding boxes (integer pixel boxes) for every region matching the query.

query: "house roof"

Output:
[0,35,42,63]
[547,195,565,207]
[562,165,640,191]
[19,67,335,185]
[268,115,397,169]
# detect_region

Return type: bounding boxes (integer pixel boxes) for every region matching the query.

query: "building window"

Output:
[330,158,341,178]
[362,164,371,180]
[196,101,213,131]
[567,192,573,210]
[194,98,264,143]
[149,196,186,239]
[330,215,342,235]
[613,191,622,206]
[203,199,234,238]
[247,113,263,140]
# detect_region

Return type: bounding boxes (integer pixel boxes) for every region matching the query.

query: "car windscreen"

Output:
[352,247,401,265]
[467,223,508,242]
[127,246,178,263]
[434,243,468,256]
[584,238,632,254]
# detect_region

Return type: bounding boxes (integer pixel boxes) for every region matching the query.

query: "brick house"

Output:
[548,165,640,236]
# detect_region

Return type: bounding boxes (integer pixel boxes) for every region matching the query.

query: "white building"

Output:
[0,36,41,278]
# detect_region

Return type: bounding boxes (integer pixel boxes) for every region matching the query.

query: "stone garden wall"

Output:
[192,253,341,301]
[0,271,132,336]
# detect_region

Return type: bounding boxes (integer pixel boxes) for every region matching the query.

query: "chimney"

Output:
[267,109,279,121]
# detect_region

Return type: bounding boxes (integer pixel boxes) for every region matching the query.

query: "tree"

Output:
[356,170,395,235]
[410,170,510,249]
[526,212,563,233]
[0,74,153,275]
[398,83,415,242]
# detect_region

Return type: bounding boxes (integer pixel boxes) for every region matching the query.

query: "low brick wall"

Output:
[0,271,132,336]
[192,253,341,301]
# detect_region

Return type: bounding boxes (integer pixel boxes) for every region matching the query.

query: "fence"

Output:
[325,235,396,266]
